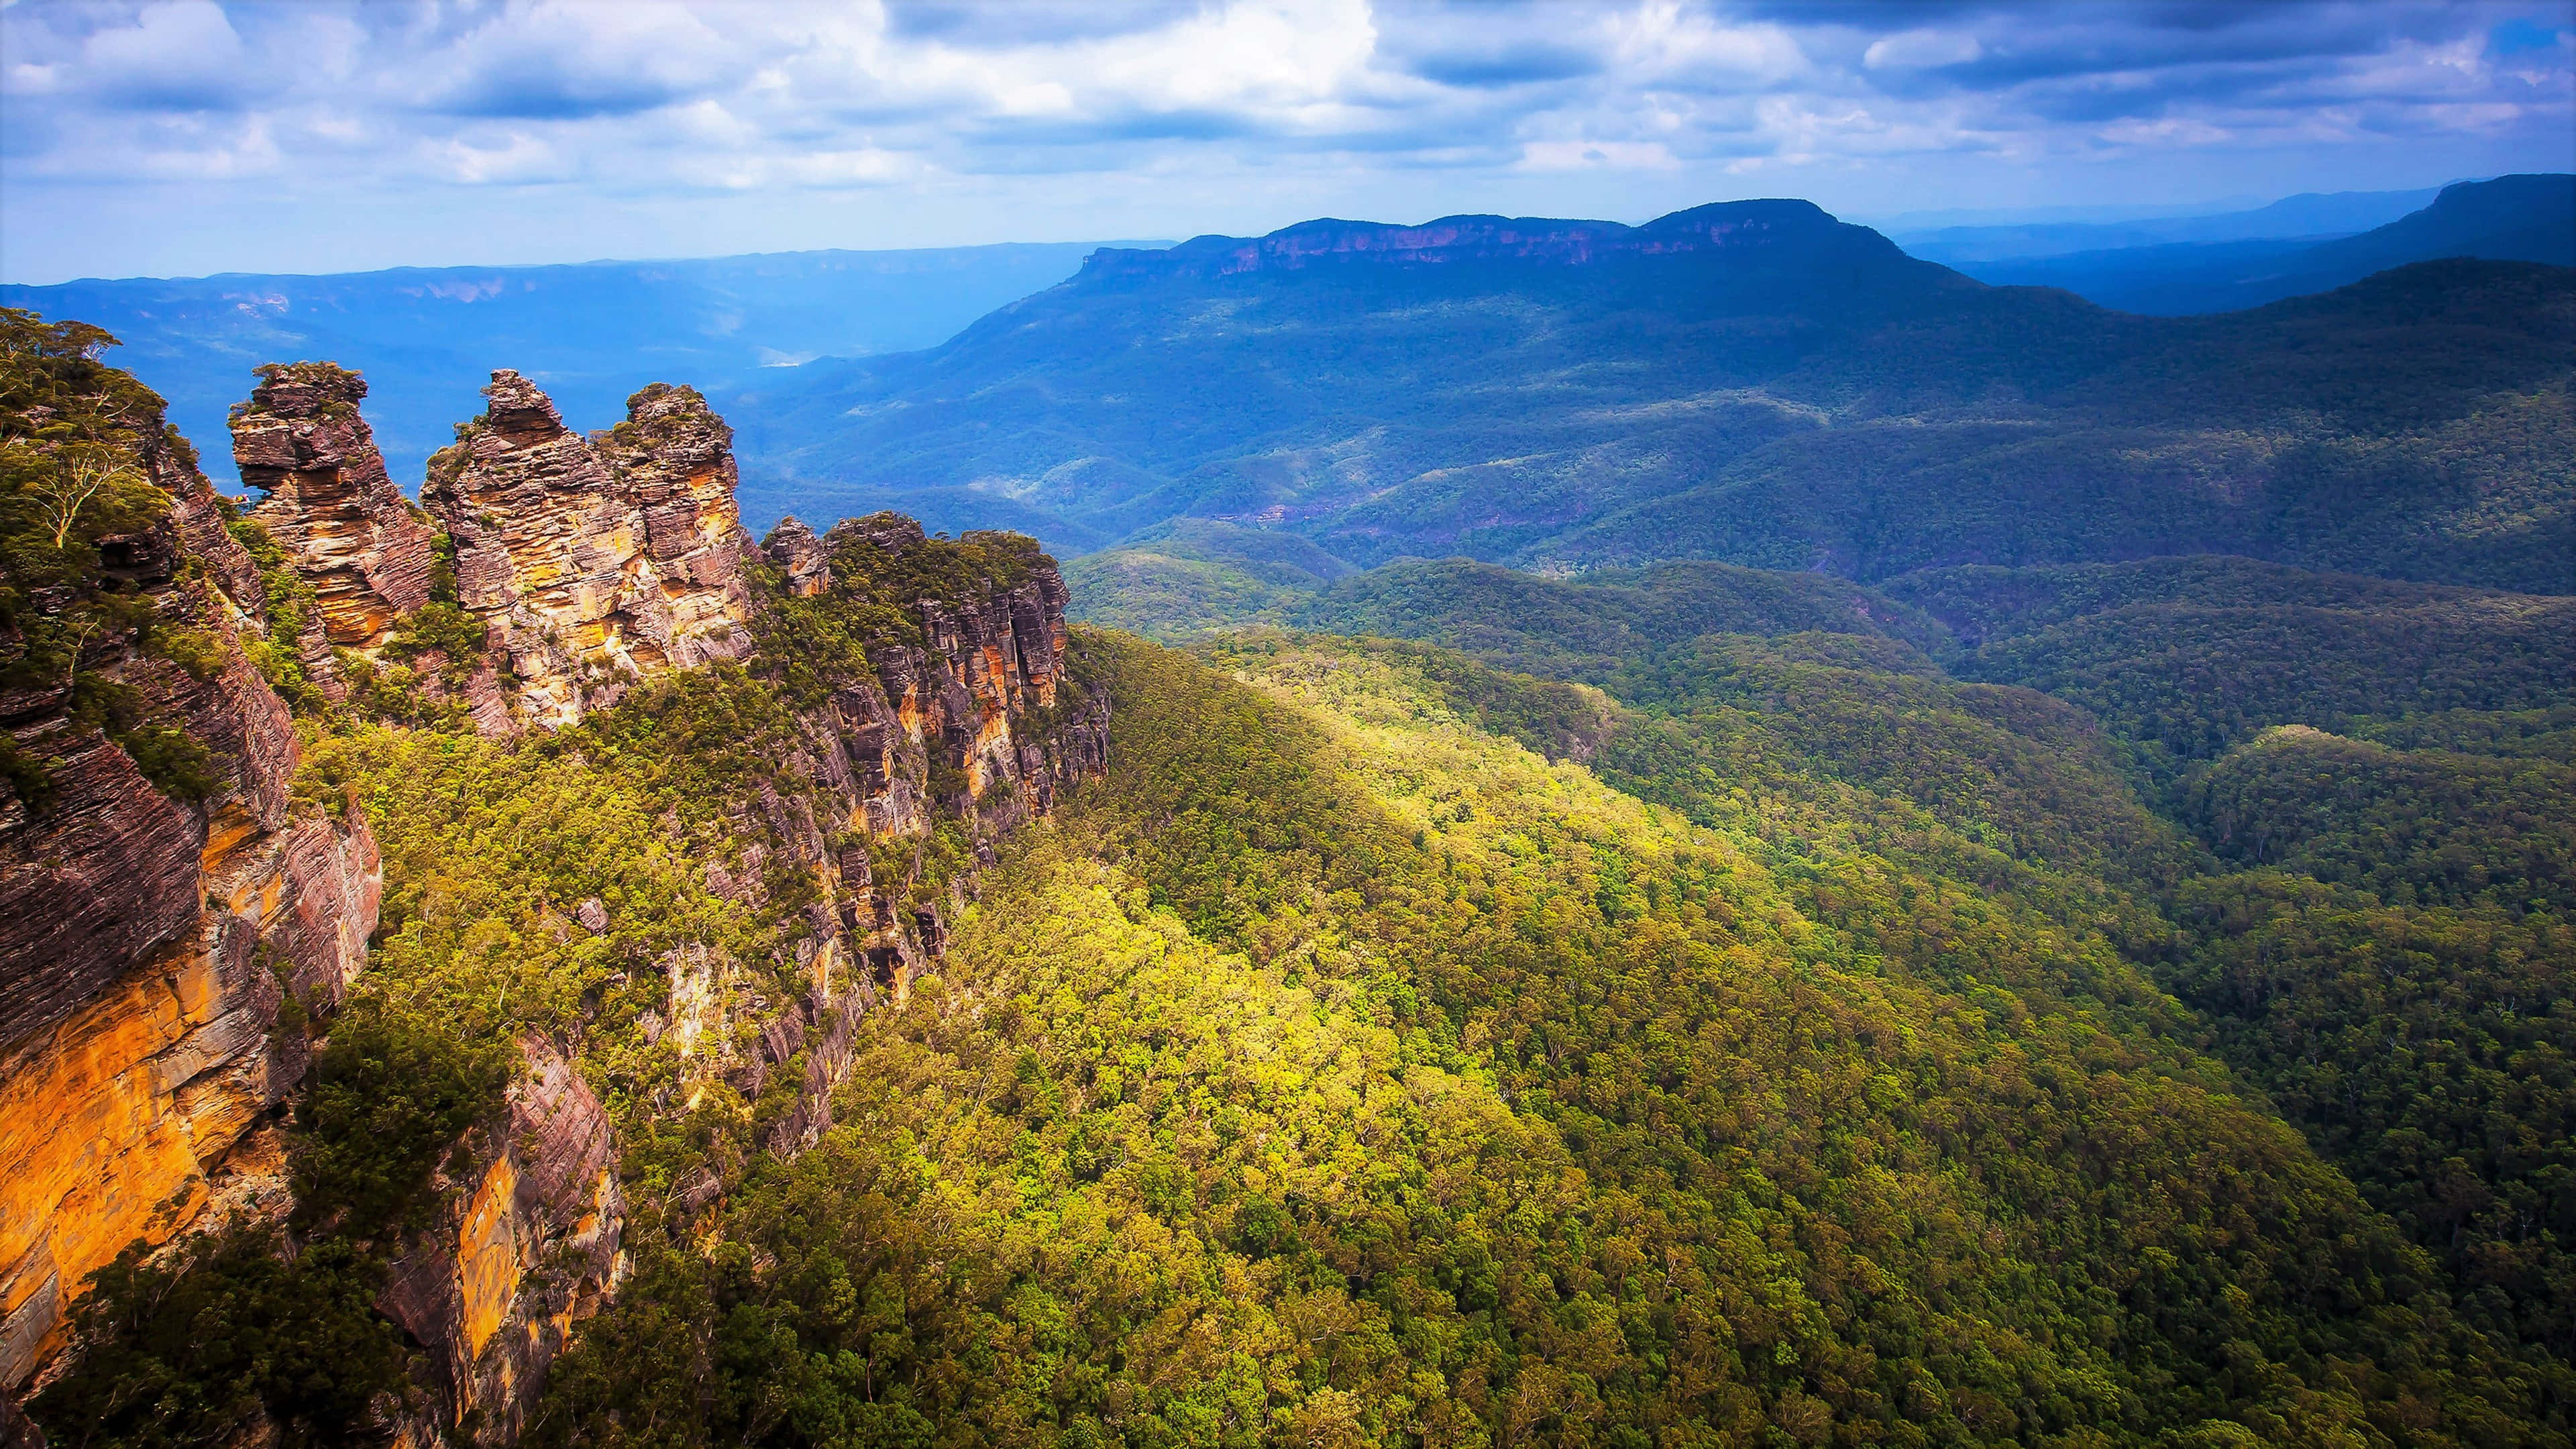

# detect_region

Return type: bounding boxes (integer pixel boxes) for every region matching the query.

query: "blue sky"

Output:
[3,0,2570,283]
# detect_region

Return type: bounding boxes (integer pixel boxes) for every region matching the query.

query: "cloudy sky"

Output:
[3,0,2570,282]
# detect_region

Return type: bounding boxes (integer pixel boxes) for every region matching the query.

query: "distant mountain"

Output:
[0,241,1152,490]
[1950,174,2575,314]
[1894,185,2445,265]
[741,197,2574,592]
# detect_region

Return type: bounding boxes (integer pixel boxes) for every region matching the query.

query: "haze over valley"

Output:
[3,4,2572,1448]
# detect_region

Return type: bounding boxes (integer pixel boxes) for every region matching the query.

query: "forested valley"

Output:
[5,207,2574,1448]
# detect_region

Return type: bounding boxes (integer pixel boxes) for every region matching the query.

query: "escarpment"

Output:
[9,320,1106,1444]
[421,371,756,729]
[1,320,380,1393]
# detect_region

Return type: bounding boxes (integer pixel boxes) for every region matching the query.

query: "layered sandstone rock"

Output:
[750,515,1108,1044]
[764,516,830,596]
[0,407,382,1389]
[233,362,437,648]
[378,1038,623,1448]
[422,372,756,729]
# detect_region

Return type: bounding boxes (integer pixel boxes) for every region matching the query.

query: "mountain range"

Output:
[739,176,2574,593]
[1954,173,2576,313]
[0,241,1157,493]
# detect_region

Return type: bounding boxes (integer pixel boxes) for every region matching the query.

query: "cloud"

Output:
[0,0,2568,281]
[420,3,748,119]
[82,1,251,110]
[1864,31,1982,72]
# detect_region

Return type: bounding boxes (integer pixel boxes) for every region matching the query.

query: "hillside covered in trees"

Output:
[6,236,2574,1449]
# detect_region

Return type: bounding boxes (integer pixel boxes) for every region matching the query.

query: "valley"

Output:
[3,172,2573,1449]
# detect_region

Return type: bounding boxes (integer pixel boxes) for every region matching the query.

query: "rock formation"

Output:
[764,516,830,596]
[7,327,1108,1444]
[233,362,438,648]
[669,514,1109,1143]
[1,391,381,1391]
[422,372,757,729]
[378,1038,623,1448]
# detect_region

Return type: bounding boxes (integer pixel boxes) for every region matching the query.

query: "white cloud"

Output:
[1862,30,1982,73]
[0,0,2568,280]
[82,0,248,108]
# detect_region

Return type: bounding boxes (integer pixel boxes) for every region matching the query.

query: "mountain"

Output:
[1892,184,2447,264]
[0,241,1154,494]
[1952,174,2576,314]
[740,196,2575,591]
[11,314,2576,1446]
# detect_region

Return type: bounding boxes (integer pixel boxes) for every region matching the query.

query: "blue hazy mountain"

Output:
[733,194,2573,591]
[1892,184,2447,264]
[1933,174,2574,314]
[0,242,1157,490]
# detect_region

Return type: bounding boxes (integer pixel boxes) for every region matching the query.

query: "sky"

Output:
[2,0,2571,284]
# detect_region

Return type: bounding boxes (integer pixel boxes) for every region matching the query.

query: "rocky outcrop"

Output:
[0,808,378,1388]
[378,1038,623,1448]
[422,373,757,730]
[753,515,1110,1028]
[765,517,830,596]
[1,392,381,1389]
[233,363,438,647]
[4,319,1106,1440]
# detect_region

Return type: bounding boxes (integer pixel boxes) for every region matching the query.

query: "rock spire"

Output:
[422,372,757,729]
[231,362,438,648]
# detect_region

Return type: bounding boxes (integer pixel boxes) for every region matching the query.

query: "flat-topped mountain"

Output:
[1079,199,1929,280]
[737,193,2573,592]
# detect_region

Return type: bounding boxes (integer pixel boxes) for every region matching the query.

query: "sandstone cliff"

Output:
[7,324,1106,1445]
[233,362,438,649]
[378,1038,623,1448]
[1,329,381,1392]
[422,372,756,730]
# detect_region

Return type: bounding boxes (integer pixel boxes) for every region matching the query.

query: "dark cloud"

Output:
[430,68,704,121]
[883,0,1209,42]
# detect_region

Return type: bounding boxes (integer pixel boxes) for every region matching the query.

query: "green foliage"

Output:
[538,632,2567,1446]
[222,513,331,710]
[2186,727,2576,913]
[30,1002,512,1448]
[1919,579,2576,775]
[294,1003,515,1235]
[2171,872,2576,1360]
[29,1231,413,1449]
[2346,706,2576,763]
[0,307,234,804]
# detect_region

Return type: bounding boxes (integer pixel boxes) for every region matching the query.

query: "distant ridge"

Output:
[1077,199,1918,280]
[1946,174,2574,314]
[741,186,2572,592]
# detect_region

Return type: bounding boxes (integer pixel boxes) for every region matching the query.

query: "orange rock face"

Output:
[422,372,757,730]
[376,1038,624,1447]
[1,354,383,1393]
[0,810,379,1387]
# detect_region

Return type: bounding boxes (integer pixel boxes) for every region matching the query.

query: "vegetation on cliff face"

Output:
[520,633,2570,1448]
[29,1002,512,1448]
[0,309,225,805]
[14,285,2576,1449]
